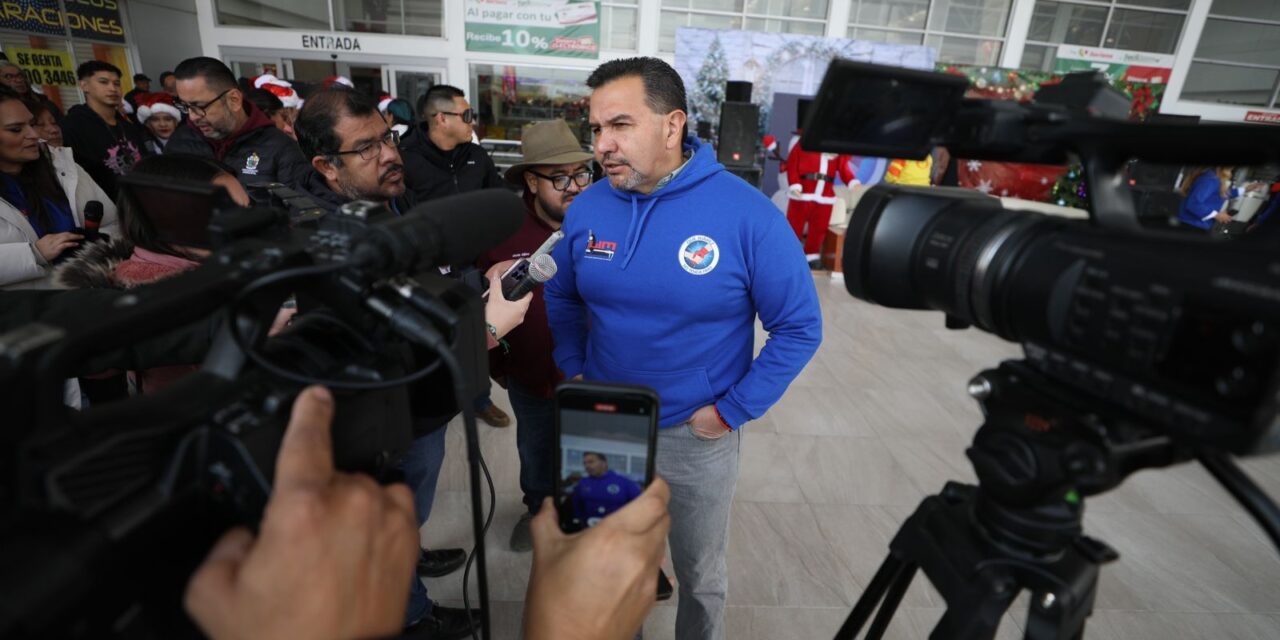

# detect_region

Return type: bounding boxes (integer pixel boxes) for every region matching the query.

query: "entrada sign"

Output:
[301,34,362,51]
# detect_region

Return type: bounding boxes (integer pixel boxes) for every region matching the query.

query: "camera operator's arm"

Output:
[525,479,671,640]
[185,387,419,640]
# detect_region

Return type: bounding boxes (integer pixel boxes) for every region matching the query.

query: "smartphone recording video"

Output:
[554,382,658,533]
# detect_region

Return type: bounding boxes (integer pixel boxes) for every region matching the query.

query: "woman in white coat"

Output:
[0,88,118,289]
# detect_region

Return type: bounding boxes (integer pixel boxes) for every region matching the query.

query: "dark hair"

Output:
[119,154,236,258]
[0,87,69,233]
[133,73,149,82]
[22,95,52,122]
[173,57,237,92]
[295,89,379,161]
[583,451,607,462]
[246,88,284,117]
[418,84,463,128]
[386,98,414,127]
[587,57,689,141]
[76,60,122,81]
[159,71,175,83]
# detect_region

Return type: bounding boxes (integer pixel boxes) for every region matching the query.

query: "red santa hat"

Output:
[252,73,292,89]
[261,82,303,110]
[136,92,181,123]
[322,75,354,89]
[377,94,393,113]
[762,134,777,152]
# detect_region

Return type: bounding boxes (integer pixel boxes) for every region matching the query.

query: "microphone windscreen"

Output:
[528,253,557,283]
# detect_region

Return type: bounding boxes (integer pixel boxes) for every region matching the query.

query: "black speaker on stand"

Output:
[718,81,761,188]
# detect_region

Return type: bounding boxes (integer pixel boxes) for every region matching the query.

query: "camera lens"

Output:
[844,185,1050,334]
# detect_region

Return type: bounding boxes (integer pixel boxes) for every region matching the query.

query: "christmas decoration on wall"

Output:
[691,35,729,130]
[936,64,1054,103]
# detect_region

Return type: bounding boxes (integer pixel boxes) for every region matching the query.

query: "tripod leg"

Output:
[865,562,917,640]
[834,554,912,640]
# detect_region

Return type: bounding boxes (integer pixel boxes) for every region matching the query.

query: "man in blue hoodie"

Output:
[545,57,822,640]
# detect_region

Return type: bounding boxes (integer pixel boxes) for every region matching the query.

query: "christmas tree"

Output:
[691,35,728,132]
[1050,163,1089,210]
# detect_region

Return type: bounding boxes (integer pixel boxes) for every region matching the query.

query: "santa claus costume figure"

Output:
[783,101,854,268]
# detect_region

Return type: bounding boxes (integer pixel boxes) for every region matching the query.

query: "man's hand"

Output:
[1214,211,1234,223]
[688,404,729,440]
[525,479,672,640]
[34,232,82,262]
[184,386,419,640]
[486,270,532,339]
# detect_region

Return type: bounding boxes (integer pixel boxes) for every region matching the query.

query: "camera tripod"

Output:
[835,359,1280,640]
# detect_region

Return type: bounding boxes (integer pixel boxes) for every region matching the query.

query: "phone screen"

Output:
[555,383,658,533]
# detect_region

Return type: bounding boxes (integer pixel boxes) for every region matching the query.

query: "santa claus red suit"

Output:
[785,138,854,261]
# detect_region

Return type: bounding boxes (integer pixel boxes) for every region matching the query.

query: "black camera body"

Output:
[0,179,525,637]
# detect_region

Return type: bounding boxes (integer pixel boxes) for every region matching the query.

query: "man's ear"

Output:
[312,155,339,182]
[225,88,243,113]
[524,170,538,195]
[667,110,688,149]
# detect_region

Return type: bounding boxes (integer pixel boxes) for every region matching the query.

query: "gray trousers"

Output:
[655,422,741,640]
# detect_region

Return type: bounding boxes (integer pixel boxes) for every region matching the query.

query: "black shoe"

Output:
[417,547,466,578]
[403,605,483,640]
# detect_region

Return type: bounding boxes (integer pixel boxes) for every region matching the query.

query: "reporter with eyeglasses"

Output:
[398,84,506,203]
[164,57,309,191]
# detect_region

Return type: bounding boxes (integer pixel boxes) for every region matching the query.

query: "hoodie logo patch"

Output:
[679,235,719,275]
[585,230,616,261]
[243,152,260,175]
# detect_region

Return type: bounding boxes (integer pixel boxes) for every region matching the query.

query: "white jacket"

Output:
[0,146,118,290]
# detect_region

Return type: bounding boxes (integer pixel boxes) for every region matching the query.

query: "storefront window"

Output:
[215,0,329,30]
[337,0,443,37]
[660,0,828,52]
[470,64,593,144]
[1183,4,1280,109]
[1021,0,1191,70]
[603,1,639,51]
[847,0,1011,64]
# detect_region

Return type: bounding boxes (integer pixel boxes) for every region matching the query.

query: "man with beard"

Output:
[545,57,821,640]
[476,119,593,552]
[294,88,531,639]
[166,57,308,191]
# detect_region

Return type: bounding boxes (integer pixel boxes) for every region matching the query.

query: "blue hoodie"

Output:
[545,136,822,429]
[1178,171,1241,230]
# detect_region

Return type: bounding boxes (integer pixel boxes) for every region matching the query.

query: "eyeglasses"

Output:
[434,108,475,124]
[330,129,401,162]
[527,169,592,192]
[175,88,232,117]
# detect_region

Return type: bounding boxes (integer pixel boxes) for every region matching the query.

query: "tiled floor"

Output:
[421,273,1280,639]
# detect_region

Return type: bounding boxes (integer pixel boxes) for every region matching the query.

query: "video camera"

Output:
[0,178,525,638]
[799,61,1280,639]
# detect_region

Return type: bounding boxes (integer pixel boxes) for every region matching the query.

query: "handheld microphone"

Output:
[351,190,525,278]
[482,230,565,300]
[83,201,103,242]
[502,254,556,300]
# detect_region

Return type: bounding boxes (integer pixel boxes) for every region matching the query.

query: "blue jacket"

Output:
[1179,172,1239,229]
[572,469,642,525]
[545,136,822,429]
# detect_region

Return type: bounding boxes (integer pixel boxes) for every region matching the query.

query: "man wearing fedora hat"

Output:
[478,119,594,552]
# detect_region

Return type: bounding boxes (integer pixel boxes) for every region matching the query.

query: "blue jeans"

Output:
[401,425,448,624]
[507,380,556,514]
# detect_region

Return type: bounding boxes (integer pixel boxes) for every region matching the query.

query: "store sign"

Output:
[301,34,362,51]
[465,0,600,59]
[9,46,75,86]
[1245,111,1280,125]
[0,0,125,43]
[1053,45,1175,84]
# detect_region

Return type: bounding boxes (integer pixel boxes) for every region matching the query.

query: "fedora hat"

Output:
[504,119,594,185]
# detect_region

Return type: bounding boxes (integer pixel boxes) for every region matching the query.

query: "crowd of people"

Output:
[0,53,823,640]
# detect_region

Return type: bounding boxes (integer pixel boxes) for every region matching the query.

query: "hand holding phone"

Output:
[524,479,671,640]
[555,382,659,533]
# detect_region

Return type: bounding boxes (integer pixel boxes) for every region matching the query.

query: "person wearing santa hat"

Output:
[246,88,297,141]
[136,92,181,155]
[377,94,414,138]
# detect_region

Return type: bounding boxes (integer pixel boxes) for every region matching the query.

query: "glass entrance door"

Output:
[387,65,444,105]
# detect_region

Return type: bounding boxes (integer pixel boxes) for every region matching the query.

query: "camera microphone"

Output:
[82,201,103,242]
[502,254,557,300]
[351,189,524,277]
